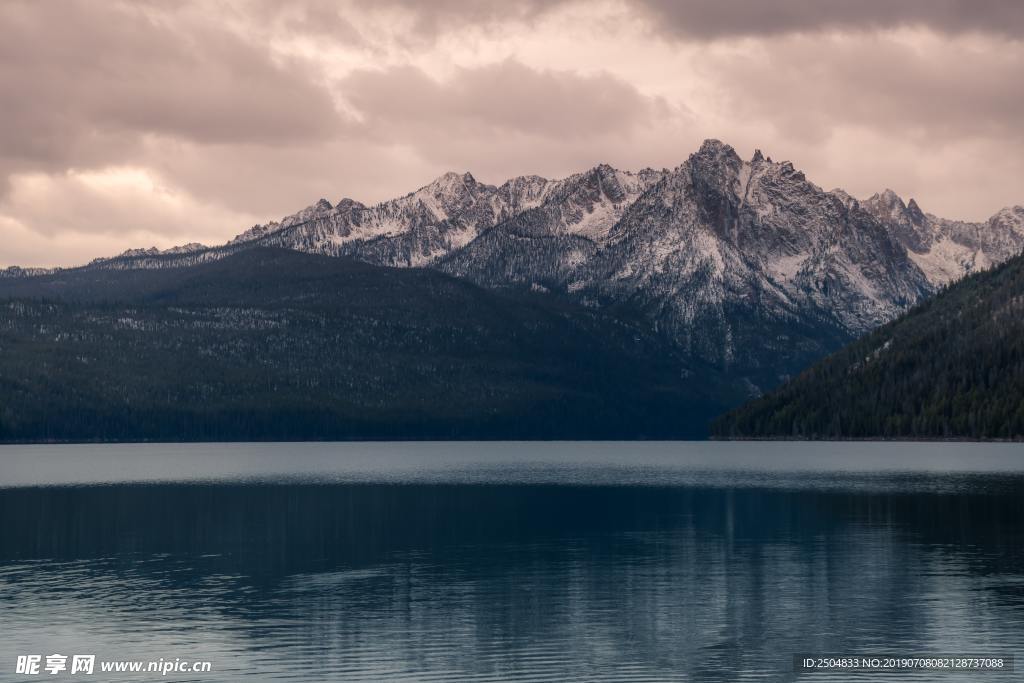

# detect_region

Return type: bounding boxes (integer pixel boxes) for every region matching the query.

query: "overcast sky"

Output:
[2,0,1022,267]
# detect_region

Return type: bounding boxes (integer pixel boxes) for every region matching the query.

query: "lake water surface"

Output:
[2,442,1023,681]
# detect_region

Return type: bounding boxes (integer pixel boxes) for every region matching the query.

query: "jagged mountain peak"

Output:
[279,198,336,229]
[905,198,925,222]
[696,138,738,158]
[491,174,553,215]
[334,197,366,210]
[866,188,906,210]
[502,173,548,185]
[495,173,549,196]
[581,163,628,200]
[830,188,858,207]
[566,162,621,185]
[986,206,1024,244]
[422,170,482,193]
[687,139,747,192]
[120,247,161,258]
[413,170,494,209]
[862,189,921,236]
[862,189,933,231]
[880,192,926,226]
[547,164,658,202]
[163,242,209,255]
[992,205,1024,222]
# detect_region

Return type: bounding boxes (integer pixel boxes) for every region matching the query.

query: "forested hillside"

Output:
[0,248,734,442]
[713,250,1024,440]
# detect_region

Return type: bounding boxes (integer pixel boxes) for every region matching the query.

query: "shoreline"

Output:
[1,436,1023,446]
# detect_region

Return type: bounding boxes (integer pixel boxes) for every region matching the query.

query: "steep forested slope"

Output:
[0,248,733,442]
[713,251,1024,440]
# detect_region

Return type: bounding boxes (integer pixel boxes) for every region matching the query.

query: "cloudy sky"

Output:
[2,0,1022,267]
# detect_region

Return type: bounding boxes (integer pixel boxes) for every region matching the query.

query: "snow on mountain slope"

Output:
[14,140,1023,392]
[448,141,930,327]
[73,142,1019,297]
[531,164,665,240]
[238,171,553,267]
[860,191,1024,286]
[441,140,1018,388]
[437,165,665,292]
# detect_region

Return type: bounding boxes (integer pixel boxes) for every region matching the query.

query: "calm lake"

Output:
[1,442,1023,681]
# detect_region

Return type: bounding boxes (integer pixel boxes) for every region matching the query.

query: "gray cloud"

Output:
[133,60,682,218]
[351,0,1024,40]
[279,1,368,45]
[0,0,341,178]
[327,60,692,186]
[1,0,1022,267]
[635,0,1024,40]
[701,35,1024,144]
[340,60,671,140]
[348,0,557,38]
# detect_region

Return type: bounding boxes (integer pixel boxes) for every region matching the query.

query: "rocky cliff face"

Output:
[861,190,1024,285]
[20,139,1024,393]
[441,140,1021,386]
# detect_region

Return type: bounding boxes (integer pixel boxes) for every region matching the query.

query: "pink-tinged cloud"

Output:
[0,0,1021,267]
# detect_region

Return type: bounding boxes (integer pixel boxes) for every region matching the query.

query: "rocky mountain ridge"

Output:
[713,246,1024,440]
[7,140,1023,393]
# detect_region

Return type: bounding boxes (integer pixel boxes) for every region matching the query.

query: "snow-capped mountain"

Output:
[440,140,945,385]
[236,165,665,268]
[860,190,1024,285]
[16,139,1023,392]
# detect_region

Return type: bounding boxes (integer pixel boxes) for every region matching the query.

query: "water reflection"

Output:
[1,453,1023,681]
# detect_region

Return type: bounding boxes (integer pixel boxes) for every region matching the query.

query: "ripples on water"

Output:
[1,442,1023,681]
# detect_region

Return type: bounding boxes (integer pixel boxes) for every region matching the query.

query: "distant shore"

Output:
[2,435,1022,446]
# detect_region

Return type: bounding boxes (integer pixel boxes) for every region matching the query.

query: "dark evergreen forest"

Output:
[0,248,731,442]
[714,250,1024,440]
